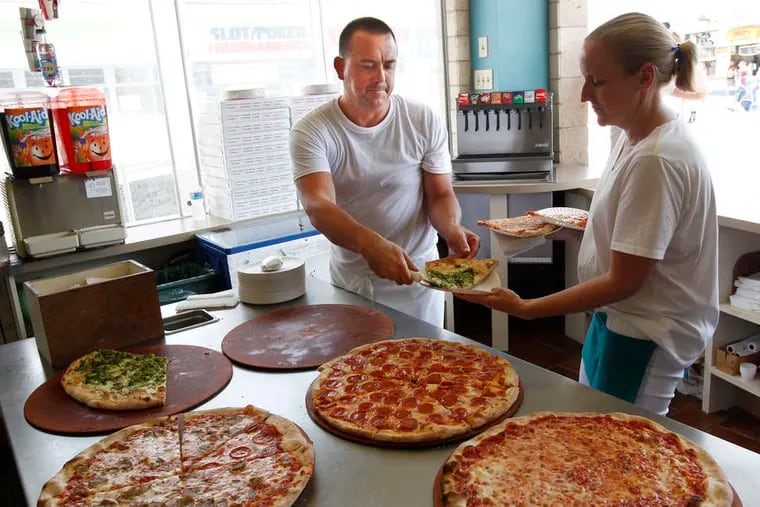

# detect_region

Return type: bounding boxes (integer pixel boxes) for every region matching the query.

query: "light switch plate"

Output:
[474,69,493,90]
[478,37,488,58]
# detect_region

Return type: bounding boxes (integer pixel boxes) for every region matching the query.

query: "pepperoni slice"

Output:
[346,374,366,383]
[229,446,252,459]
[370,416,386,429]
[369,392,384,402]
[452,407,468,420]
[349,411,368,422]
[439,393,458,407]
[418,403,435,414]
[325,379,342,389]
[428,413,446,424]
[401,397,418,409]
[422,373,443,384]
[329,407,349,418]
[397,417,419,431]
[358,401,373,412]
[375,406,392,417]
[394,409,412,419]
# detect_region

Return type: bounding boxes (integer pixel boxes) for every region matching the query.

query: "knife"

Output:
[177,413,185,472]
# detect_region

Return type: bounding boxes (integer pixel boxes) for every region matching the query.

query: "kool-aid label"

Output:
[67,105,111,163]
[1,107,57,167]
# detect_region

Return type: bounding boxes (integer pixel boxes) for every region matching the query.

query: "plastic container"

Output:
[0,90,59,179]
[34,28,61,87]
[189,188,206,220]
[50,86,112,173]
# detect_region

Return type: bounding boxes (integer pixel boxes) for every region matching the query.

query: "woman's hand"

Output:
[456,287,529,318]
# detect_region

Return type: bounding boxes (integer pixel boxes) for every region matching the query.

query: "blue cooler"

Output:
[196,212,327,290]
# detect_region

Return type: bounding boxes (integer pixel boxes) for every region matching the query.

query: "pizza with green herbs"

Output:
[61,349,169,410]
[424,258,499,290]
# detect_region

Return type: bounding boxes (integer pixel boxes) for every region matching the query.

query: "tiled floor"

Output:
[455,299,760,455]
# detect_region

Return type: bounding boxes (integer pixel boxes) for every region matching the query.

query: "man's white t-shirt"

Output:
[577,119,718,368]
[289,95,451,324]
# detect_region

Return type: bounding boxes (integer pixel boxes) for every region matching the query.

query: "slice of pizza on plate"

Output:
[423,258,499,291]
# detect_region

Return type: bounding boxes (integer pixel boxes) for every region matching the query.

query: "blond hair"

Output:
[587,12,698,92]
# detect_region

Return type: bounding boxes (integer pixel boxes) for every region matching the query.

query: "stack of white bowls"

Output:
[237,256,306,305]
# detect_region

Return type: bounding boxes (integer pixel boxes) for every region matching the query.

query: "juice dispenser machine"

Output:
[452,89,554,181]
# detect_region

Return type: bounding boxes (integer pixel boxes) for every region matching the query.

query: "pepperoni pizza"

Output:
[38,406,314,506]
[309,338,521,445]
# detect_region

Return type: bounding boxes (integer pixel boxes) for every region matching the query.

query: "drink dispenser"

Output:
[51,86,112,173]
[0,90,59,179]
[452,89,554,180]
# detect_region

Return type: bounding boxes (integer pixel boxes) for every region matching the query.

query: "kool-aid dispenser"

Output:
[0,90,59,179]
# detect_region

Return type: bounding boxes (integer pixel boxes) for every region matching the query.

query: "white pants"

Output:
[329,255,445,328]
[579,346,684,416]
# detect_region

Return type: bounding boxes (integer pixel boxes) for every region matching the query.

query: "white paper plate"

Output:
[530,207,589,230]
[492,233,547,258]
[418,268,502,295]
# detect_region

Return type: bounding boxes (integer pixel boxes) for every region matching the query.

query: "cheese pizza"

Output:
[310,338,521,445]
[527,207,589,230]
[38,405,314,506]
[439,412,733,506]
[477,215,559,238]
[424,258,499,290]
[61,349,169,410]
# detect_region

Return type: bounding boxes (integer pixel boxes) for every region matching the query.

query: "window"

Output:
[587,1,760,203]
[0,0,446,237]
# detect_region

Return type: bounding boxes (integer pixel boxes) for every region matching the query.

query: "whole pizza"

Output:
[38,405,314,506]
[309,338,521,445]
[438,412,733,506]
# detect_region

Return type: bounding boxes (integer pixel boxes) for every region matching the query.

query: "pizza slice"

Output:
[60,349,169,410]
[477,216,559,237]
[424,258,499,290]
[527,208,589,229]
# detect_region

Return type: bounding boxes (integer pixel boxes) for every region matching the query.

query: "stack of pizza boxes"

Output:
[197,96,298,221]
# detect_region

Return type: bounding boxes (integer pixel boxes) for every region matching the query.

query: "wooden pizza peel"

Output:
[222,304,394,369]
[24,344,232,435]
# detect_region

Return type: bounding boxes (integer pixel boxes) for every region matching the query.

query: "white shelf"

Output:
[719,303,760,326]
[711,366,760,397]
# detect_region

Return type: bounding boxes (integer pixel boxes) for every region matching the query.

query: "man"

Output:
[289,17,478,326]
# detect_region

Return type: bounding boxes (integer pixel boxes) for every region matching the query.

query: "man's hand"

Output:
[440,224,480,258]
[455,287,526,316]
[361,236,418,285]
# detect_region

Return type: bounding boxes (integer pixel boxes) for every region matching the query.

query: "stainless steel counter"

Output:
[1,276,759,506]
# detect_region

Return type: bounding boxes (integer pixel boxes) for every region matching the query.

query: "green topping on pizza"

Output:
[427,268,476,289]
[75,349,168,393]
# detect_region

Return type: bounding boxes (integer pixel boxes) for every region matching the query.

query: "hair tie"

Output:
[672,44,681,57]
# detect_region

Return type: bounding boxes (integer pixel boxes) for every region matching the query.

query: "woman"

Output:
[460,12,718,416]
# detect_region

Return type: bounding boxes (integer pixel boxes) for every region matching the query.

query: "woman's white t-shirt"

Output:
[577,119,718,367]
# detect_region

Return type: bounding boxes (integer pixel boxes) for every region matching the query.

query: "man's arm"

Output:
[296,172,418,284]
[422,172,479,258]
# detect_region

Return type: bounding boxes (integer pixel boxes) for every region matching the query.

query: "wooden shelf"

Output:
[719,303,760,326]
[711,366,760,398]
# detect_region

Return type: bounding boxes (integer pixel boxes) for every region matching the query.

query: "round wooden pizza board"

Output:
[24,344,232,435]
[431,453,743,507]
[221,304,394,370]
[305,378,523,449]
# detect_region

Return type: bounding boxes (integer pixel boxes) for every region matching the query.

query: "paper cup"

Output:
[739,362,757,380]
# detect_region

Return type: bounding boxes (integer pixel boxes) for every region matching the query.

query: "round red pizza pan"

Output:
[221,304,394,370]
[431,446,743,507]
[305,378,524,449]
[24,344,233,435]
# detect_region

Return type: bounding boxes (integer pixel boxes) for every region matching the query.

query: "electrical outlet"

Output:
[474,69,493,91]
[478,37,488,58]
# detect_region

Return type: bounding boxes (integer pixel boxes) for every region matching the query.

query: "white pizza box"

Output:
[198,116,291,137]
[206,189,298,221]
[24,260,164,369]
[197,129,289,149]
[198,139,290,160]
[203,168,292,193]
[201,97,291,118]
[200,158,292,183]
[199,150,291,173]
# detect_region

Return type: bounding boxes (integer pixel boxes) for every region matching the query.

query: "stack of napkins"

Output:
[175,289,239,313]
[730,272,760,311]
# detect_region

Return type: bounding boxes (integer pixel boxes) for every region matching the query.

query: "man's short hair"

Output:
[338,17,396,58]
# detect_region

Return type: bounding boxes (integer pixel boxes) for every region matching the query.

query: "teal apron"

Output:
[581,312,657,403]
